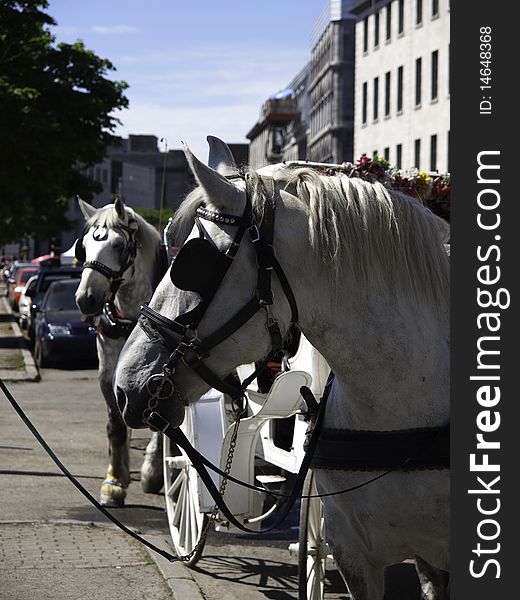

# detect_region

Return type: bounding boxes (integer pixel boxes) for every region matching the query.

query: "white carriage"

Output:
[162,333,339,599]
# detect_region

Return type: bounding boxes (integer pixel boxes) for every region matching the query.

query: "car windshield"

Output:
[44,280,80,311]
[41,273,81,294]
[19,270,37,284]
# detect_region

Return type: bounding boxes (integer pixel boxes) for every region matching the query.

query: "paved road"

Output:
[0,365,350,600]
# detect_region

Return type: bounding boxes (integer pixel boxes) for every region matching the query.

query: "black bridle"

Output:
[75,221,140,337]
[139,174,298,413]
[75,222,138,303]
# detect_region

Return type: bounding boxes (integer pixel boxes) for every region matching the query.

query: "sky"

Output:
[46,0,326,161]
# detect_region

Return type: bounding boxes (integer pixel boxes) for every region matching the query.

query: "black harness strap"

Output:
[139,173,298,403]
[311,424,450,471]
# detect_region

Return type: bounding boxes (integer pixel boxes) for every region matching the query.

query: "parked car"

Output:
[18,274,39,330]
[9,266,39,309]
[4,262,32,297]
[33,279,97,368]
[26,265,84,342]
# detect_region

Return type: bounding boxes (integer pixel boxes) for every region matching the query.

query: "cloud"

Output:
[114,101,259,162]
[110,43,309,160]
[117,45,307,108]
[53,25,82,37]
[92,24,139,34]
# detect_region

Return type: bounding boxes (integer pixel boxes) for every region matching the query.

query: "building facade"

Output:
[246,94,300,170]
[247,0,356,169]
[281,63,312,163]
[61,135,247,254]
[307,0,356,163]
[352,0,450,172]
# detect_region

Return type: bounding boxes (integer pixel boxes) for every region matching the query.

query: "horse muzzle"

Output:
[116,380,185,431]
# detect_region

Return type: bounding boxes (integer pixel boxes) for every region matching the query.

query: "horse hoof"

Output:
[100,480,127,507]
[140,472,163,494]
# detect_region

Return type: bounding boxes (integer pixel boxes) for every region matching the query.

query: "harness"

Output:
[75,222,139,339]
[139,173,298,414]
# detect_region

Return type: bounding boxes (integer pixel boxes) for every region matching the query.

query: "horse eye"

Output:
[112,239,124,251]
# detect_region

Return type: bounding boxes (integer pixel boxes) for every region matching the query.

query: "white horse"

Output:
[114,137,450,598]
[75,197,166,507]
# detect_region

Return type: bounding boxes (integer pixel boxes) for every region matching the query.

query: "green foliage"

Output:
[0,0,129,245]
[134,207,175,230]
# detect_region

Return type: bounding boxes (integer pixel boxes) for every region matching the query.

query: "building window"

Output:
[385,71,391,116]
[397,66,404,112]
[447,130,450,171]
[373,77,379,120]
[384,147,390,161]
[414,138,421,168]
[386,3,392,40]
[415,57,422,106]
[430,134,437,171]
[374,11,380,48]
[363,17,369,52]
[398,0,404,34]
[431,50,439,100]
[432,0,439,18]
[373,150,379,158]
[396,144,402,169]
[416,0,423,24]
[362,82,368,124]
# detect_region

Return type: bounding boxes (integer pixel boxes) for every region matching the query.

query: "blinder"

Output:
[170,237,227,296]
[75,236,86,263]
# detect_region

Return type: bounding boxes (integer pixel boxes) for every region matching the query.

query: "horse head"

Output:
[114,137,297,430]
[75,197,140,316]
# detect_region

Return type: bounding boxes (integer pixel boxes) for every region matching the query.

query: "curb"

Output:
[146,534,206,600]
[0,295,40,382]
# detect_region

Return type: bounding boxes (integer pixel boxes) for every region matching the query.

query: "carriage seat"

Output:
[219,370,312,520]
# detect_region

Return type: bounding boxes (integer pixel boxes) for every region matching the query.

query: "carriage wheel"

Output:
[299,471,327,600]
[163,409,209,567]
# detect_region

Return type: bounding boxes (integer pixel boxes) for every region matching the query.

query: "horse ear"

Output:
[77,196,96,220]
[183,142,242,210]
[207,136,238,176]
[114,195,126,219]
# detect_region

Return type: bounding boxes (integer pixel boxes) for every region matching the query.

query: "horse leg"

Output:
[414,557,449,600]
[99,343,130,507]
[328,542,385,600]
[140,431,164,493]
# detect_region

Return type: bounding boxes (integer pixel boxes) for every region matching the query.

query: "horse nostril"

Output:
[116,386,127,414]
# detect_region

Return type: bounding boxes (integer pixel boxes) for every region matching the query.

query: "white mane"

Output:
[171,167,450,309]
[281,167,450,308]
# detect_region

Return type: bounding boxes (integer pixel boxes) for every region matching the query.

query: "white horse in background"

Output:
[114,137,450,598]
[75,197,166,507]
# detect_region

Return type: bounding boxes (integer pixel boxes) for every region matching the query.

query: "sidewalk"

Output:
[0,283,39,381]
[0,281,206,600]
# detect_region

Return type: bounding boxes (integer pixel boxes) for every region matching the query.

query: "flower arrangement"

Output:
[344,155,450,222]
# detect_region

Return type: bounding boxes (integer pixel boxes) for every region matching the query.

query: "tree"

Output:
[134,207,175,232]
[0,0,129,246]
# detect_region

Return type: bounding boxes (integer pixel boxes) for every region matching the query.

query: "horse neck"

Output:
[115,232,161,319]
[275,206,449,431]
[299,278,448,430]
